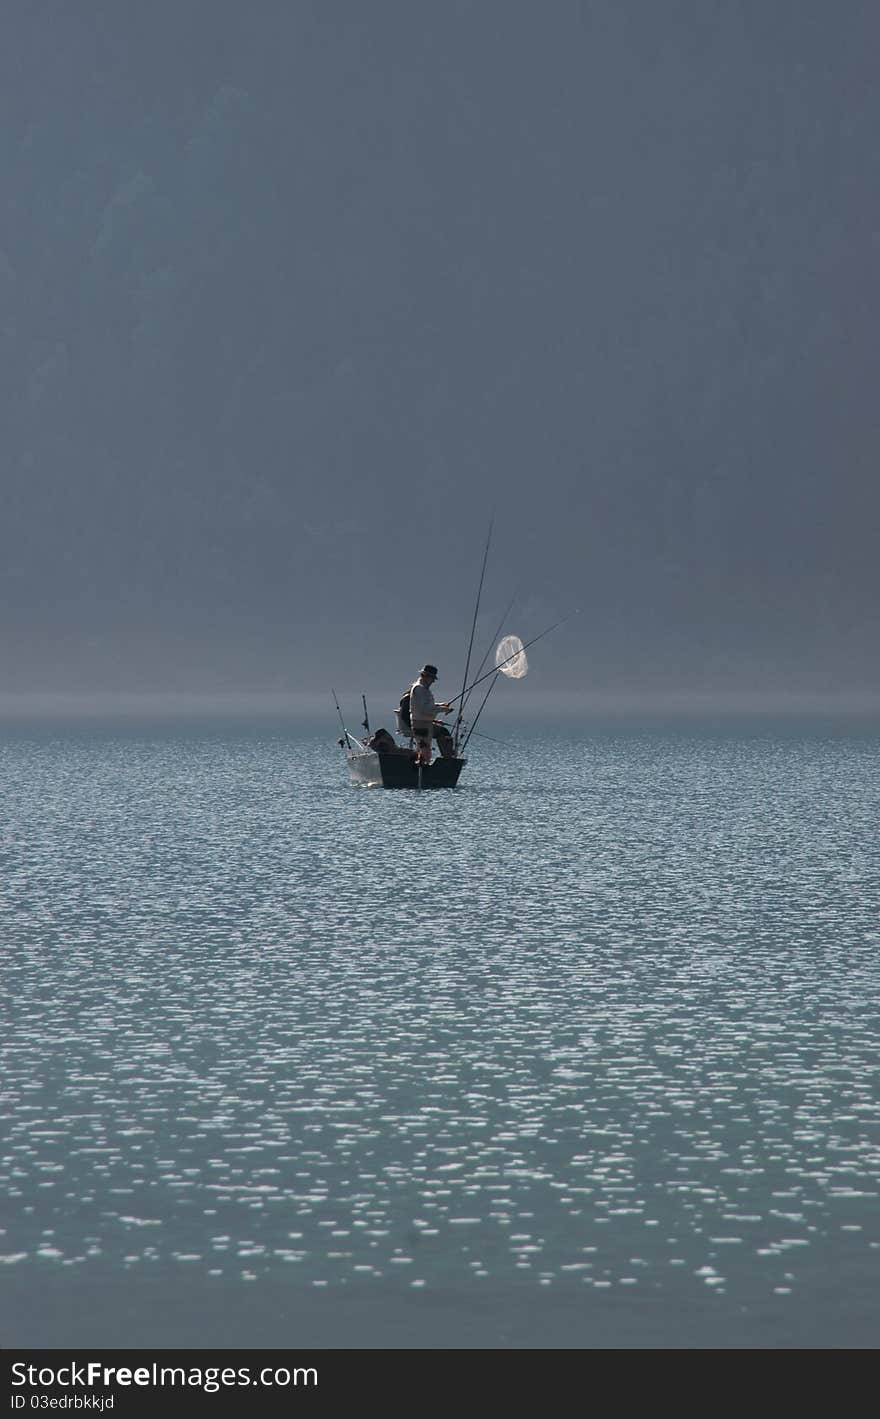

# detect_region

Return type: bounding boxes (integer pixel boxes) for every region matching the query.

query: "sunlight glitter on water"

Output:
[1,730,878,1345]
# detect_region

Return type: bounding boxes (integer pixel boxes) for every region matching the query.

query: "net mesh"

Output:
[495,634,528,679]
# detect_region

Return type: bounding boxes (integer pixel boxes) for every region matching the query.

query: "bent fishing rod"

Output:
[445,609,579,708]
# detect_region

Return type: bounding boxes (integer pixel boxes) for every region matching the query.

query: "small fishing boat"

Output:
[333,687,467,790]
[333,524,574,790]
[345,742,466,790]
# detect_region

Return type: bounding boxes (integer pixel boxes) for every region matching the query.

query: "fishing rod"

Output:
[331,689,360,752]
[459,582,521,721]
[460,673,499,753]
[468,726,506,745]
[448,608,579,706]
[453,516,494,754]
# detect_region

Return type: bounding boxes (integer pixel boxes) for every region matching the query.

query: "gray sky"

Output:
[2,1,878,722]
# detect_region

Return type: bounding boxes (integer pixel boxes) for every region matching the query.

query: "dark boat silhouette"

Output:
[345,743,465,790]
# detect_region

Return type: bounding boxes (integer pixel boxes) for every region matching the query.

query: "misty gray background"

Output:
[2,1,877,722]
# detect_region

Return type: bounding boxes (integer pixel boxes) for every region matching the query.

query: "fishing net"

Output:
[495,634,528,679]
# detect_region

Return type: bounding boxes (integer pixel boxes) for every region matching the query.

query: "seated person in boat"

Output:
[367,727,411,755]
[408,664,454,765]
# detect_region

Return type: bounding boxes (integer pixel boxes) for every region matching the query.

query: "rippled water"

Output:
[2,730,878,1347]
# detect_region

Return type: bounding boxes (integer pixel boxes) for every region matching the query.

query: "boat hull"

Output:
[347,750,465,789]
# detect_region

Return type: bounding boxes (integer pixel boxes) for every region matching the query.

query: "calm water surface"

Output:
[1,730,878,1347]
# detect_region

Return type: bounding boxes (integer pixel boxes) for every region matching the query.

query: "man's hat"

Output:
[421,664,438,676]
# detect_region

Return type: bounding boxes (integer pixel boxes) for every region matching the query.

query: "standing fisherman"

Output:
[409,664,453,766]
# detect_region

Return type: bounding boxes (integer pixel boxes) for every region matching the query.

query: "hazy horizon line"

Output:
[2,688,879,731]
